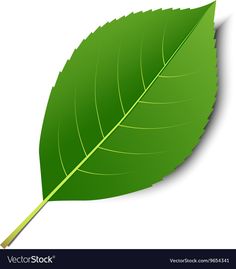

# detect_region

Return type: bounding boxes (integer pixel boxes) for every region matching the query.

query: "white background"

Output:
[0,0,235,249]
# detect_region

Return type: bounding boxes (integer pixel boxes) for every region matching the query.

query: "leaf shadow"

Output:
[135,19,229,197]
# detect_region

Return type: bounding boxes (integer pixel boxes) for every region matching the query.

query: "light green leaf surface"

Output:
[1,2,217,248]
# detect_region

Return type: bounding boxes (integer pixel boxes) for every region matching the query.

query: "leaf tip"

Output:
[209,1,216,7]
[201,1,216,12]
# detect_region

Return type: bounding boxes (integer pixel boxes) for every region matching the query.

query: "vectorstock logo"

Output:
[7,255,55,264]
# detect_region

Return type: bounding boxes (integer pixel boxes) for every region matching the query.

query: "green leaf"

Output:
[40,2,217,200]
[1,2,217,248]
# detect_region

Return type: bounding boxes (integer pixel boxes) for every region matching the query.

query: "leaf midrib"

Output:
[45,7,211,202]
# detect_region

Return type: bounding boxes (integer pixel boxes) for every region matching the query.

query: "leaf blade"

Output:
[40,3,216,200]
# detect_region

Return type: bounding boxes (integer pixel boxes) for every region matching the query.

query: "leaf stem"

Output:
[1,199,48,248]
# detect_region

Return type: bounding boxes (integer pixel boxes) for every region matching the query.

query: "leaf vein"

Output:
[139,99,192,105]
[99,146,165,155]
[120,122,190,130]
[57,127,68,176]
[74,88,87,156]
[117,48,126,115]
[159,72,197,78]
[94,59,105,137]
[78,169,127,176]
[140,40,146,90]
[161,25,166,65]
